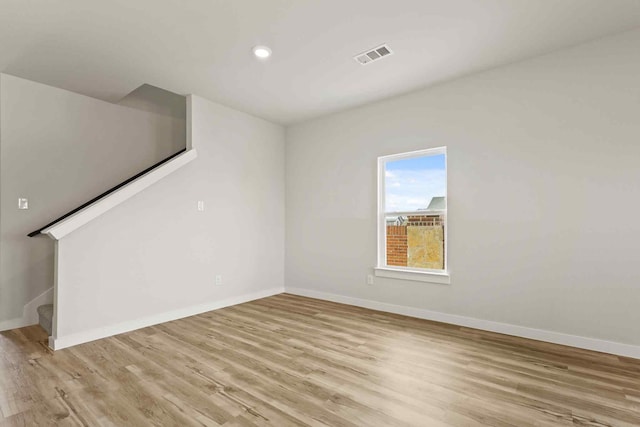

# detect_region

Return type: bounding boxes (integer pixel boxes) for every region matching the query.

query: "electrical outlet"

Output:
[367,274,374,285]
[197,200,205,211]
[18,198,29,210]
[215,275,222,285]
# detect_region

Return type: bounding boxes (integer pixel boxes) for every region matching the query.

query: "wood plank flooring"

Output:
[1,293,639,426]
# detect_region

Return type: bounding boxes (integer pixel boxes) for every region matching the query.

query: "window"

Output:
[376,147,449,284]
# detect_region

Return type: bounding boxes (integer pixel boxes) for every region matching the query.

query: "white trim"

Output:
[186,95,193,150]
[52,241,62,340]
[0,317,29,331]
[285,287,640,360]
[42,149,198,240]
[379,146,446,162]
[377,155,386,268]
[385,209,446,217]
[374,267,450,284]
[377,147,448,273]
[50,287,285,350]
[0,287,54,332]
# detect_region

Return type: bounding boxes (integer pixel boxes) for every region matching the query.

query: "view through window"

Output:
[379,147,447,272]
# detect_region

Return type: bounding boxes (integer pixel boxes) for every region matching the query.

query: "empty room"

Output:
[1,1,640,425]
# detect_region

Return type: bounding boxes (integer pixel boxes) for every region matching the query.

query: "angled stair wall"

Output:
[2,75,286,348]
[0,74,186,331]
[47,95,285,349]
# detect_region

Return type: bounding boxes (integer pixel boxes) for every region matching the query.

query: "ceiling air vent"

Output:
[354,44,393,65]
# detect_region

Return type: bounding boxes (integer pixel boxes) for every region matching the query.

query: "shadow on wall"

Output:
[0,73,187,327]
[118,84,186,158]
[0,237,54,320]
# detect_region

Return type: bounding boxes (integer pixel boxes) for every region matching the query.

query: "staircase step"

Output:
[37,304,53,336]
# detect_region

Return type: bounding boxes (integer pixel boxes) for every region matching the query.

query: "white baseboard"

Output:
[285,287,640,360]
[0,287,54,332]
[0,316,30,332]
[51,287,284,350]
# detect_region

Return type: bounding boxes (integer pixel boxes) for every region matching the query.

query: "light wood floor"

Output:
[1,294,639,426]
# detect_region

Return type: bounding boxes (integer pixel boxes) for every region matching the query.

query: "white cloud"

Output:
[385,169,445,212]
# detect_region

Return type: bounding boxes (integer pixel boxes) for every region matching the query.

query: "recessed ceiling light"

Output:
[253,46,272,59]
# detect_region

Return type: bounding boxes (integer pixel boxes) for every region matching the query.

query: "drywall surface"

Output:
[285,29,640,346]
[118,84,186,118]
[117,84,186,149]
[55,95,284,340]
[0,73,184,326]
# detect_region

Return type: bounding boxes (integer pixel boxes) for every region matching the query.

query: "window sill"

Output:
[374,267,451,284]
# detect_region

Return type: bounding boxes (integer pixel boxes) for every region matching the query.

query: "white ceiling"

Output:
[1,0,639,124]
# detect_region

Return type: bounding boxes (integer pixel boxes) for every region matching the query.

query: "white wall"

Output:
[117,84,186,149]
[54,95,284,345]
[0,74,184,327]
[285,29,640,349]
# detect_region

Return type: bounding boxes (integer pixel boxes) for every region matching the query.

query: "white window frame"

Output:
[375,147,450,284]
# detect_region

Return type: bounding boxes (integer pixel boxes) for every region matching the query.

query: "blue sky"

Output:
[385,153,446,212]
